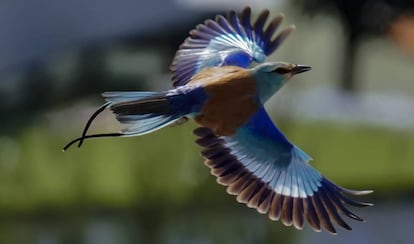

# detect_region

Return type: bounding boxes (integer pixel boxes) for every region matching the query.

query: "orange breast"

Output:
[188,66,259,136]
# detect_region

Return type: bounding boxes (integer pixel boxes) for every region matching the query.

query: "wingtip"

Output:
[261,9,270,16]
[357,189,374,195]
[242,6,252,13]
[342,188,374,196]
[276,13,285,21]
[287,24,296,31]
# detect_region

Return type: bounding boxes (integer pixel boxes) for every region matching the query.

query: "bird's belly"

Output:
[193,78,259,136]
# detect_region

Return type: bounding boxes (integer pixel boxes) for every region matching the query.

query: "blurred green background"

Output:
[1,0,414,243]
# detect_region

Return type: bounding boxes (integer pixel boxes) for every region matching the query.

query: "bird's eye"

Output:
[273,67,290,74]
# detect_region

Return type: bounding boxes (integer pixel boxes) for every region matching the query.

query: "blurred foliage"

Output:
[1,116,413,243]
[0,46,160,133]
[0,119,412,217]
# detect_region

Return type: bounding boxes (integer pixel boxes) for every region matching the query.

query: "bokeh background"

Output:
[1,0,414,243]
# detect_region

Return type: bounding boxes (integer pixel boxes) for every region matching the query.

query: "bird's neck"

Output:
[254,75,287,103]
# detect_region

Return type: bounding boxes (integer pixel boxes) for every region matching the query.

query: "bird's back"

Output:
[188,66,259,136]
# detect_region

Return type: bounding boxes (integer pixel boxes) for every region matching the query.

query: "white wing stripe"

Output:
[193,127,372,234]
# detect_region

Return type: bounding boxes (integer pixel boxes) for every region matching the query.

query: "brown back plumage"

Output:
[189,66,259,136]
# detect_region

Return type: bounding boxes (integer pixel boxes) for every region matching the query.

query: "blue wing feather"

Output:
[170,7,294,87]
[240,7,253,41]
[244,107,291,146]
[193,108,372,233]
[227,10,246,37]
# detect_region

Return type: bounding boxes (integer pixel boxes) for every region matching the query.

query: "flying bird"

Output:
[64,7,372,234]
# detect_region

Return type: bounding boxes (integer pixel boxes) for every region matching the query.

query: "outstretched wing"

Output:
[170,7,295,87]
[193,107,372,234]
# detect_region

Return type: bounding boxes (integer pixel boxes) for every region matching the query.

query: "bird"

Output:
[64,7,372,234]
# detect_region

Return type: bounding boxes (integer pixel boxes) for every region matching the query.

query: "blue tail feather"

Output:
[103,91,162,103]
[121,114,181,136]
[63,89,206,150]
[102,91,185,136]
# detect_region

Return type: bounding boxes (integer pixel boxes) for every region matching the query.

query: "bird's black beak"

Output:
[291,64,311,74]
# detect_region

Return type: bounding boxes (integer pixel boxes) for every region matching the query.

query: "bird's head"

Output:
[252,62,311,103]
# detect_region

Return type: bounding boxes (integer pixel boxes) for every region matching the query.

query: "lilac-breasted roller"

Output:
[64,7,372,234]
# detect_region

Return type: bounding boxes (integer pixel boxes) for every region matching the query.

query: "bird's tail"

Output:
[104,91,184,135]
[63,91,185,151]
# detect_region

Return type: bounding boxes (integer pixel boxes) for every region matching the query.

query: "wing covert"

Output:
[170,7,295,87]
[193,108,372,234]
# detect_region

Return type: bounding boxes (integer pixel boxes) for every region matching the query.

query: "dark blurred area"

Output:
[1,0,414,243]
[294,0,414,90]
[0,0,217,133]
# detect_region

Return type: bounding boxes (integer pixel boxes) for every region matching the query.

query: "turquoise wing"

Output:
[170,7,294,87]
[194,107,372,234]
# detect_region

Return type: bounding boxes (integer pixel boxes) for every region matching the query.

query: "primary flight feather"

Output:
[64,7,372,234]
